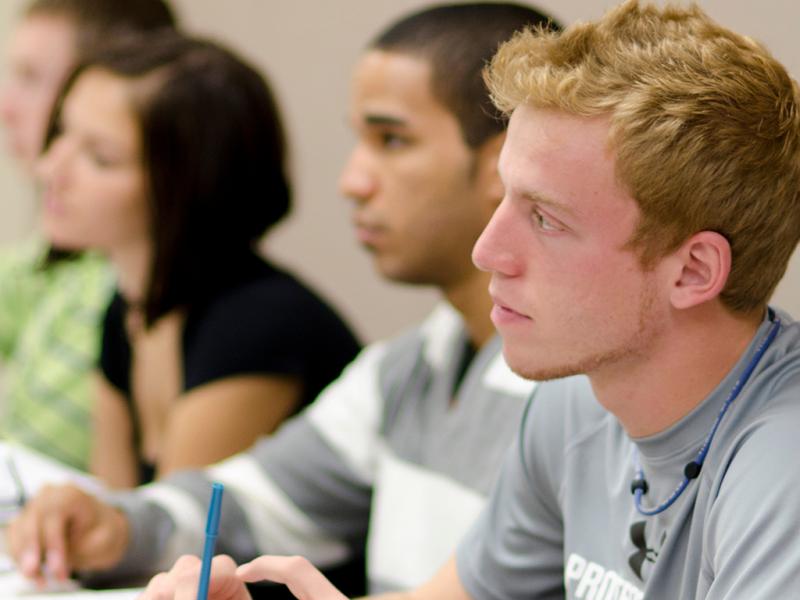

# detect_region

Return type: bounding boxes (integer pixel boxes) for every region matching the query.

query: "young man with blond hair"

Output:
[133,1,800,598]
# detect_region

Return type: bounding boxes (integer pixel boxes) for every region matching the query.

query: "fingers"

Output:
[141,555,202,600]
[172,554,204,600]
[237,556,348,600]
[141,571,176,600]
[7,487,50,582]
[6,483,118,581]
[141,555,250,600]
[146,555,342,600]
[189,555,246,600]
[6,511,34,575]
[41,507,69,579]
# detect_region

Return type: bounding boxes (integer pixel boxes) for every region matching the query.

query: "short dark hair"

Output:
[45,30,291,326]
[372,2,561,147]
[24,0,178,59]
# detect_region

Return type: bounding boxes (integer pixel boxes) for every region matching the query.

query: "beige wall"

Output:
[1,0,799,343]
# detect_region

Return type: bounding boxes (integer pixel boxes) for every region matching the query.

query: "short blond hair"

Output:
[486,0,800,314]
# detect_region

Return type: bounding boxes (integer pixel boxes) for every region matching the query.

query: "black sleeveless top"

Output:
[100,254,361,484]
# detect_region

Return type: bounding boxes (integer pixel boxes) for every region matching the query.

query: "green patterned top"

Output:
[0,240,114,470]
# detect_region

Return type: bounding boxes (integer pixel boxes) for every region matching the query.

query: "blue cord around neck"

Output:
[631,310,781,516]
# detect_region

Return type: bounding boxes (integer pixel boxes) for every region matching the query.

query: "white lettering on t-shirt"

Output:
[565,553,644,600]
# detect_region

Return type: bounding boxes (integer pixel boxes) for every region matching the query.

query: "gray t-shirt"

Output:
[458,309,800,599]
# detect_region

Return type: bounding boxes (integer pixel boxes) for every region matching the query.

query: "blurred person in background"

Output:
[37,28,361,488]
[0,0,177,471]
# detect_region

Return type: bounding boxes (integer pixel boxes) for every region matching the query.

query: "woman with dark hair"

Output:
[37,30,361,488]
[0,0,177,473]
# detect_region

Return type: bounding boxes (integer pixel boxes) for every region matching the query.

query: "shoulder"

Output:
[0,242,113,311]
[722,313,800,444]
[189,260,357,347]
[202,261,351,331]
[202,263,305,312]
[181,260,359,390]
[704,316,800,536]
[702,370,800,590]
[54,251,113,287]
[0,239,51,293]
[721,370,800,473]
[53,254,115,315]
[0,238,44,268]
[761,312,800,384]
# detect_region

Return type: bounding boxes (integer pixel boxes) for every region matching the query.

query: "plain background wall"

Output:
[1,0,799,343]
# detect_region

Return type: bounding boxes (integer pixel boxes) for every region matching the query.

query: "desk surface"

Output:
[0,442,143,598]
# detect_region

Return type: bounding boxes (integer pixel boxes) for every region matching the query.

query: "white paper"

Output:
[0,441,105,498]
[0,570,142,599]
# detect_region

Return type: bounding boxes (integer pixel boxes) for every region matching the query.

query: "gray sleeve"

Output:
[81,467,258,586]
[250,416,371,548]
[456,388,565,600]
[79,492,179,587]
[701,385,800,598]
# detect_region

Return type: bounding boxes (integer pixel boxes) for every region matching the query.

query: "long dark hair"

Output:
[45,29,291,326]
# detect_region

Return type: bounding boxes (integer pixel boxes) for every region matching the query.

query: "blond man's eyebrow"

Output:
[524,189,579,219]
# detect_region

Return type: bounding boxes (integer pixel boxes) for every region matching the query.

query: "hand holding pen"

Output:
[141,482,348,600]
[140,554,349,600]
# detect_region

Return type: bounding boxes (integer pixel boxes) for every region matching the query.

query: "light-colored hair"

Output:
[485,0,800,314]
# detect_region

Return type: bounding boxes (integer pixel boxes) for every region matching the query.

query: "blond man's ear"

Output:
[668,231,732,310]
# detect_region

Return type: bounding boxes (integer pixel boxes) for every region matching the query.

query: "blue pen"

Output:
[197,482,224,600]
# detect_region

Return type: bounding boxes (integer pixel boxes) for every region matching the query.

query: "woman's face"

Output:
[0,13,77,174]
[37,67,150,256]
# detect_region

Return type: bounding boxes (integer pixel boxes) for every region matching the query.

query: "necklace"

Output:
[631,311,781,516]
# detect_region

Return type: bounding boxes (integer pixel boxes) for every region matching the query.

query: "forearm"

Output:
[157,375,302,477]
